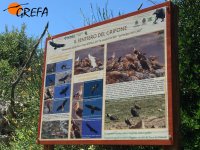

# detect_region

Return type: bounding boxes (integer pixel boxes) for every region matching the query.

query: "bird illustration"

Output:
[88,53,97,68]
[59,86,69,96]
[106,113,119,121]
[59,74,69,83]
[90,83,99,95]
[153,8,165,24]
[73,85,83,100]
[131,107,139,117]
[85,104,101,114]
[86,123,98,134]
[125,118,132,126]
[56,99,68,112]
[49,41,65,49]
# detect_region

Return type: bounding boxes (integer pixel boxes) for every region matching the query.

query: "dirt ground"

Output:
[105,94,166,130]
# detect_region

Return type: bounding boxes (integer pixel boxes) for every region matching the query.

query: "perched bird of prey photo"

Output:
[131,107,139,117]
[44,88,53,100]
[59,86,69,96]
[56,99,68,112]
[88,53,97,68]
[106,113,119,121]
[85,104,101,114]
[73,85,83,100]
[86,122,98,134]
[125,118,132,126]
[49,41,65,49]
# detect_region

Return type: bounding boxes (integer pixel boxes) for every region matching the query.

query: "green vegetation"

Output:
[0,0,200,149]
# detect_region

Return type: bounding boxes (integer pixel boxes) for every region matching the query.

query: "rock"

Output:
[155,69,165,77]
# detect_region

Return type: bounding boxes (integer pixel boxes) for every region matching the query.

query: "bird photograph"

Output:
[83,79,103,99]
[106,113,119,121]
[44,87,53,100]
[43,100,53,114]
[106,31,165,84]
[105,95,166,130]
[45,74,55,87]
[85,104,101,114]
[59,86,69,96]
[90,83,99,95]
[46,63,56,74]
[82,97,102,119]
[72,101,83,119]
[56,59,72,73]
[49,40,65,50]
[73,83,83,100]
[71,120,82,139]
[56,99,68,112]
[54,84,71,99]
[86,122,98,134]
[56,71,71,85]
[74,45,104,75]
[41,120,68,139]
[53,99,69,113]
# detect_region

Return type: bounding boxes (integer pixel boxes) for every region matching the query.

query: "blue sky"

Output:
[0,0,165,39]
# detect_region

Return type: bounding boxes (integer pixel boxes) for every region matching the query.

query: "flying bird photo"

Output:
[56,59,72,73]
[86,122,98,134]
[56,99,68,112]
[54,84,71,99]
[59,86,69,96]
[56,72,71,85]
[83,79,103,99]
[85,104,101,114]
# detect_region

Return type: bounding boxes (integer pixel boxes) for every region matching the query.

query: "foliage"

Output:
[0,24,43,149]
[0,0,200,149]
[174,0,200,149]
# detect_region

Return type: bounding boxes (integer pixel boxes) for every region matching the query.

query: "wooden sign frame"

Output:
[37,1,178,146]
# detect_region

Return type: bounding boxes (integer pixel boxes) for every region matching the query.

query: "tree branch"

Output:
[10,22,49,117]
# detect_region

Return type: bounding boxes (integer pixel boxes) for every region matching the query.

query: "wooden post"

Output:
[163,2,180,150]
[44,145,54,150]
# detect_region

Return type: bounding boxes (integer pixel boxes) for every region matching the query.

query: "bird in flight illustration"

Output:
[49,41,65,49]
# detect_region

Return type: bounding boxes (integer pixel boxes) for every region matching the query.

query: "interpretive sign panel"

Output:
[38,2,176,145]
